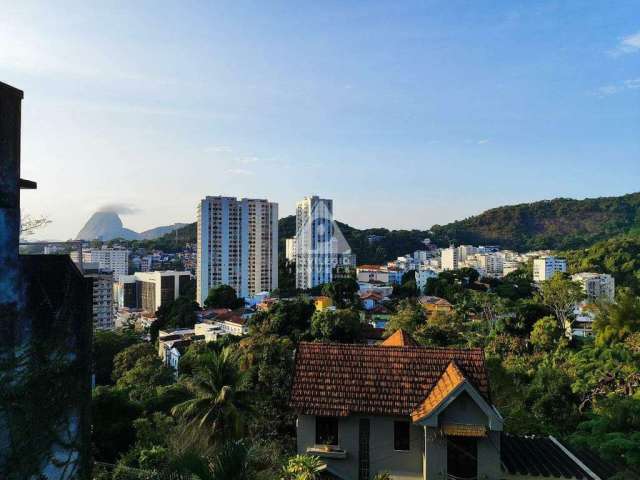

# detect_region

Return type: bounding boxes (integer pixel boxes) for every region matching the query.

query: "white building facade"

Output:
[83,263,115,330]
[285,237,297,262]
[533,256,567,282]
[441,247,459,271]
[196,196,278,306]
[73,246,129,280]
[572,272,615,302]
[295,196,334,290]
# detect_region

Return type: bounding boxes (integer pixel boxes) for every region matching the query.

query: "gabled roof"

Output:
[360,291,383,301]
[381,329,417,347]
[411,361,465,421]
[290,342,489,417]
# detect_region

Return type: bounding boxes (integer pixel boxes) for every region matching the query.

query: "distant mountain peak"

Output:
[75,211,185,241]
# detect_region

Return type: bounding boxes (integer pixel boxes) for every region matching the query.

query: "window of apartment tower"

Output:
[447,436,477,480]
[394,421,410,451]
[315,417,339,446]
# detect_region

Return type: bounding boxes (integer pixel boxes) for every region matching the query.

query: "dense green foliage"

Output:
[430,192,640,251]
[92,263,640,478]
[204,284,245,309]
[144,193,640,267]
[563,233,640,294]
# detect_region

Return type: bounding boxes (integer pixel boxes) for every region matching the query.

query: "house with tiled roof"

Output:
[290,339,502,479]
[290,337,617,480]
[418,295,454,316]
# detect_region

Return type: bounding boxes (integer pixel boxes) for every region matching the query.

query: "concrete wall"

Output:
[297,392,502,479]
[297,414,423,480]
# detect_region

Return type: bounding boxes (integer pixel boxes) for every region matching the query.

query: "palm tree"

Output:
[281,454,324,480]
[175,441,257,480]
[171,347,251,447]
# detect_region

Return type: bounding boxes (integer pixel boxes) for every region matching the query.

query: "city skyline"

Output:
[3,1,639,240]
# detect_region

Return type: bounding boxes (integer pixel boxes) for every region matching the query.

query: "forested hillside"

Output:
[562,233,640,294]
[147,192,640,260]
[429,192,640,251]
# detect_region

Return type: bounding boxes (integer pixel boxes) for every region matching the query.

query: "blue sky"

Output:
[3,1,639,239]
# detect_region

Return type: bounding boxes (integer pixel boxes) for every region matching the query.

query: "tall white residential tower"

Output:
[295,196,334,290]
[196,196,278,306]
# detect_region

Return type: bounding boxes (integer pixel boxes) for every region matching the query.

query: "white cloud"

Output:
[226,168,254,176]
[204,145,233,154]
[624,78,640,89]
[477,139,490,145]
[595,77,640,96]
[611,30,640,55]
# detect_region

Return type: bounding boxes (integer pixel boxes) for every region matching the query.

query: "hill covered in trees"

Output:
[147,191,640,260]
[429,192,640,251]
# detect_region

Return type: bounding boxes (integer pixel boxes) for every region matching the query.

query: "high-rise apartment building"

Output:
[196,196,278,306]
[441,246,459,271]
[285,237,297,261]
[571,272,615,302]
[83,262,115,330]
[295,196,334,290]
[72,246,129,280]
[533,256,567,282]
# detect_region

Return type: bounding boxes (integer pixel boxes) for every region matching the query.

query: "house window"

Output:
[447,436,477,479]
[394,421,410,451]
[316,417,339,446]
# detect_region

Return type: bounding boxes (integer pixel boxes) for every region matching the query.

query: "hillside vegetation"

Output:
[562,233,640,294]
[430,192,640,251]
[151,192,640,261]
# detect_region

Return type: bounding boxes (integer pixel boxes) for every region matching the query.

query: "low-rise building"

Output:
[415,267,438,292]
[213,312,249,336]
[571,272,615,302]
[418,295,453,316]
[289,336,613,480]
[356,265,389,284]
[358,282,394,298]
[314,295,334,312]
[360,291,384,311]
[114,270,193,313]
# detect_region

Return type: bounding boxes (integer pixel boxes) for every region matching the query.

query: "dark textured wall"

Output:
[0,82,93,479]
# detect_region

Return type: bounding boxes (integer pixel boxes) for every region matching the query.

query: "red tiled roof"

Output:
[381,329,417,347]
[217,312,246,325]
[411,361,465,421]
[357,264,385,271]
[290,342,489,417]
[360,291,383,301]
[369,305,391,314]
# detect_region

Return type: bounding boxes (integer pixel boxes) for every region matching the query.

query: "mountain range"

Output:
[75,211,187,241]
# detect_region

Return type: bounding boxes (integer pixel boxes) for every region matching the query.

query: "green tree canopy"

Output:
[593,290,640,347]
[321,278,359,308]
[171,347,251,448]
[93,329,139,386]
[204,285,245,309]
[384,300,425,336]
[536,273,585,334]
[530,316,562,352]
[310,309,361,343]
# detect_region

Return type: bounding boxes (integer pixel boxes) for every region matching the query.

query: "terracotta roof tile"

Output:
[290,342,489,417]
[381,329,418,347]
[411,361,465,421]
